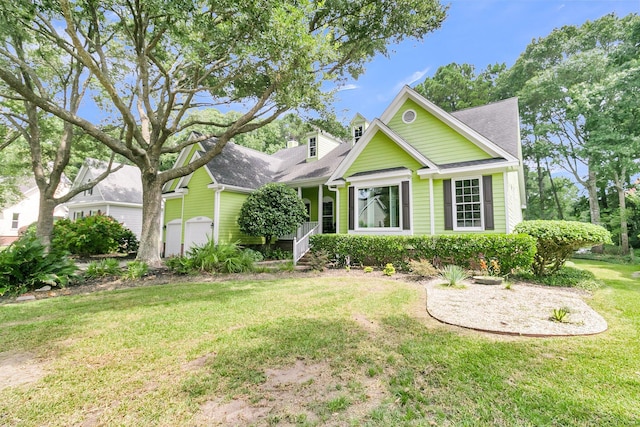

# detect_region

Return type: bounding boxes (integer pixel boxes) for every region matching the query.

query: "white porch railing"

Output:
[289,221,320,264]
[280,221,319,241]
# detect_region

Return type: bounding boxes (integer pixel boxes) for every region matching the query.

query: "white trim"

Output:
[207,183,253,194]
[379,86,518,162]
[213,186,224,244]
[162,140,205,192]
[308,136,317,158]
[429,178,435,235]
[504,173,510,233]
[347,168,412,184]
[402,109,417,124]
[451,176,484,232]
[177,151,217,189]
[65,201,142,209]
[318,185,323,234]
[417,160,519,179]
[327,186,340,234]
[351,179,411,233]
[328,119,437,183]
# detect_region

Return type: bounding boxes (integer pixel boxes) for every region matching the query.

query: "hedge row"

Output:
[309,234,537,273]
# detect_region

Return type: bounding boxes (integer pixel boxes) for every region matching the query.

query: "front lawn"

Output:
[1,262,639,426]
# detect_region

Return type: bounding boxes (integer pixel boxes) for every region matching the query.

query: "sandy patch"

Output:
[0,351,48,390]
[425,280,608,336]
[195,359,386,426]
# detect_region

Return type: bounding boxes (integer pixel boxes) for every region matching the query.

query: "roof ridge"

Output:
[450,97,518,114]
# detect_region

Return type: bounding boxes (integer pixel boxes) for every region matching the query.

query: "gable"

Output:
[345,131,423,178]
[387,98,492,165]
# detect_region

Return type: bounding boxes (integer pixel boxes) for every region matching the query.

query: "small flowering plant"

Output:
[479,257,501,277]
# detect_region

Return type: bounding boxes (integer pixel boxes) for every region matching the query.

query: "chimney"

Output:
[286,140,299,148]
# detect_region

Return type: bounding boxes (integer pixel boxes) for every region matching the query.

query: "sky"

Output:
[330,0,640,123]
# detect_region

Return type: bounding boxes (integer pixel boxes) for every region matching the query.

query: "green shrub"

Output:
[515,266,602,290]
[186,241,254,273]
[165,256,193,275]
[383,263,396,276]
[363,266,374,273]
[514,220,612,275]
[238,183,307,247]
[310,234,536,273]
[260,247,292,261]
[84,258,121,278]
[52,215,139,257]
[438,265,469,287]
[409,259,438,277]
[308,250,329,271]
[123,261,148,280]
[0,235,77,295]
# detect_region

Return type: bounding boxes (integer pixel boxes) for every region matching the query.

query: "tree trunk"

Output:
[545,159,563,220]
[586,168,603,254]
[36,194,57,250]
[137,170,164,266]
[615,180,630,255]
[536,155,545,218]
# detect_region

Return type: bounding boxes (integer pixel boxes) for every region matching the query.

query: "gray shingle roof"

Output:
[201,141,280,189]
[173,98,519,191]
[451,97,520,159]
[85,159,142,204]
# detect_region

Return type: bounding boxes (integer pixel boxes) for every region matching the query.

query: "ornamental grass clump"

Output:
[438,265,469,287]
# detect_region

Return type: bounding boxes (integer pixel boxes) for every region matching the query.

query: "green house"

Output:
[162,86,525,259]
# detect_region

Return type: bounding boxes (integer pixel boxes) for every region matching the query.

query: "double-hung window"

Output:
[11,213,19,229]
[453,177,482,230]
[308,137,317,158]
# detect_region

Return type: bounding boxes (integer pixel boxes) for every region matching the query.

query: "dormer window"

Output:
[308,136,317,158]
[83,180,93,196]
[353,125,363,143]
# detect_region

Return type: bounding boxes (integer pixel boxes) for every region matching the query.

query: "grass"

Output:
[1,261,639,425]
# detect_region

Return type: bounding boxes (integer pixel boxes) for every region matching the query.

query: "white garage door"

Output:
[165,221,182,257]
[184,217,213,253]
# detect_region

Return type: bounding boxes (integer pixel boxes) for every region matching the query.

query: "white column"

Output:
[318,185,323,234]
[429,178,435,235]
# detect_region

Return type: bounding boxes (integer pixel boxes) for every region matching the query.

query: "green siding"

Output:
[163,197,182,242]
[301,187,319,221]
[164,198,182,223]
[387,99,492,164]
[217,191,263,244]
[433,173,506,234]
[338,186,348,234]
[182,167,215,220]
[412,177,431,235]
[167,144,200,192]
[346,131,423,177]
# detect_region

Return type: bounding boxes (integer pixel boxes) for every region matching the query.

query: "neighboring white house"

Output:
[0,177,70,246]
[65,159,143,238]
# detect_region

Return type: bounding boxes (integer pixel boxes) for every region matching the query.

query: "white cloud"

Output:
[391,67,430,93]
[336,84,359,92]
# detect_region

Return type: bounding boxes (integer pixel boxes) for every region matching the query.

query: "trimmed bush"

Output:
[52,215,139,257]
[309,234,536,273]
[514,220,612,275]
[0,235,77,295]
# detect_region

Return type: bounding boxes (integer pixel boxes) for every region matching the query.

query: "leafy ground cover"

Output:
[1,262,639,426]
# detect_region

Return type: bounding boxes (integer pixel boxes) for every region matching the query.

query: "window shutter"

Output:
[348,186,354,230]
[443,179,453,230]
[483,175,494,230]
[401,181,410,230]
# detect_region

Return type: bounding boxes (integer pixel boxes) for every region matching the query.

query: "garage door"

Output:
[165,221,182,257]
[184,217,213,253]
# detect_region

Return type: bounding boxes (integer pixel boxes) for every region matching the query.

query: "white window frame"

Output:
[402,109,417,124]
[452,176,484,231]
[322,196,334,232]
[353,125,363,143]
[308,136,317,158]
[11,212,19,229]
